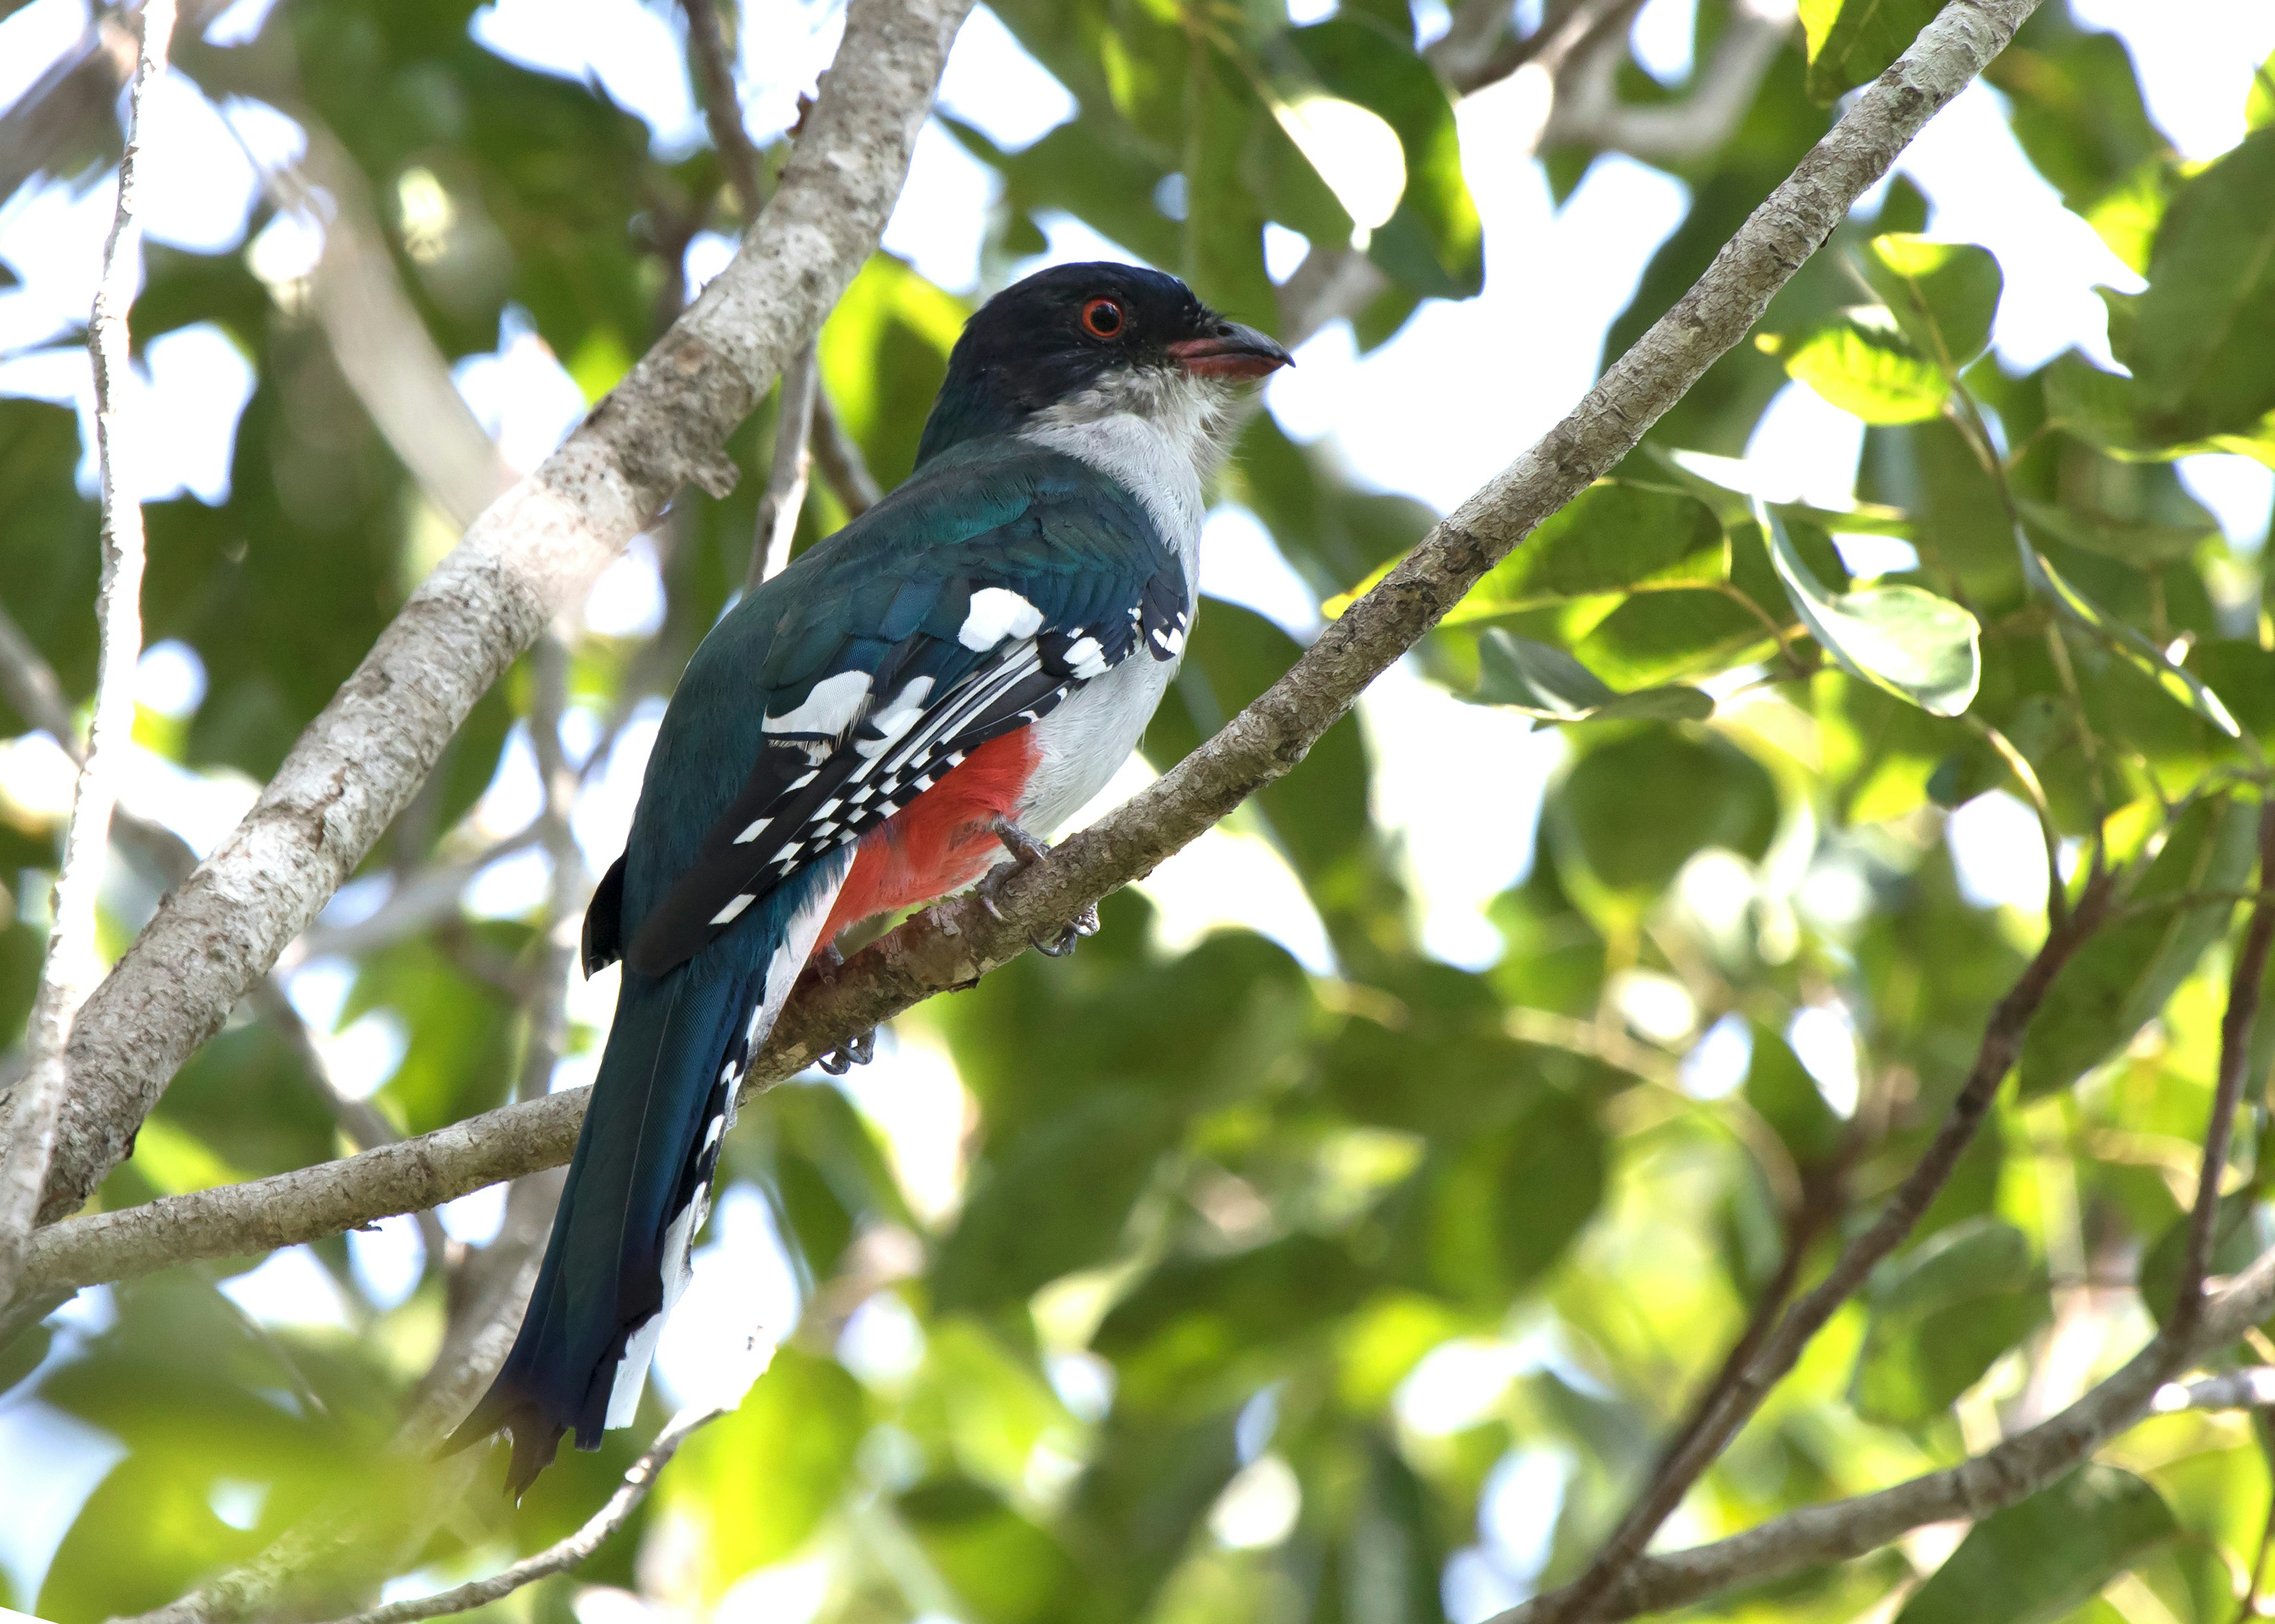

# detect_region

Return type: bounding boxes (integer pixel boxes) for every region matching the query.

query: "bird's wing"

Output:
[596,453,1190,978]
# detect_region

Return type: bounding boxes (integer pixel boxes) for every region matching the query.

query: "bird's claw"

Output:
[812,940,873,1071]
[978,816,1098,956]
[1033,901,1100,957]
[818,1027,876,1074]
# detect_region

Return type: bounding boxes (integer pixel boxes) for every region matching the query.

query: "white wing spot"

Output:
[765,669,872,737]
[710,893,756,926]
[733,816,771,844]
[1063,634,1109,679]
[960,588,1044,650]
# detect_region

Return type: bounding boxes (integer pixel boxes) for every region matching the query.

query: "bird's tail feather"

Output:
[446,861,845,1497]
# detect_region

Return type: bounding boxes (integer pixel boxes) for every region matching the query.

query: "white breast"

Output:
[1012,396,1220,836]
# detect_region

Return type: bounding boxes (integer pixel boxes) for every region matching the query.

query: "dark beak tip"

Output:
[1171,323,1294,380]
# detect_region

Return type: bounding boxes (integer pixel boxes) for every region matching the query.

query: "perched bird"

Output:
[448,262,1289,1493]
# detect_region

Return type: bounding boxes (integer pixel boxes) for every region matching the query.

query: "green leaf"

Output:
[2042,349,2275,466]
[932,1092,1176,1312]
[1554,728,1780,896]
[1187,43,1287,332]
[1893,1465,2177,1624]
[2138,1192,2275,1328]
[2129,126,2275,442]
[944,116,1181,271]
[665,1347,870,1595]
[1862,235,2002,374]
[899,1478,1082,1624]
[1800,0,1947,105]
[1418,1086,1607,1304]
[1773,307,1951,423]
[2016,498,2215,564]
[1744,1020,1846,1166]
[1851,1218,2049,1426]
[1414,480,1725,621]
[1758,498,1981,715]
[2085,159,2175,276]
[1288,15,1483,298]
[1149,601,1380,909]
[1464,631,1714,723]
[1982,9,2167,215]
[2022,544,2244,739]
[2020,793,2261,1096]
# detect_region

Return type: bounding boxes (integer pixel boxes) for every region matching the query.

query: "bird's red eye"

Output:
[1081,297,1124,338]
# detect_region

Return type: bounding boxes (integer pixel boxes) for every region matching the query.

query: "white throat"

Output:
[1018,368,1242,579]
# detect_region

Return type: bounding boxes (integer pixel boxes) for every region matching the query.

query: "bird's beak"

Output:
[1168,322,1293,381]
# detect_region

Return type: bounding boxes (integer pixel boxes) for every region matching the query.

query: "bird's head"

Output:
[915,262,1292,466]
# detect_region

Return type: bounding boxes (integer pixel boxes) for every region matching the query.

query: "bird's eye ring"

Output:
[1081,297,1125,339]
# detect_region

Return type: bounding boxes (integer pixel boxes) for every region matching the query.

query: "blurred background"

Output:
[2,0,2274,1619]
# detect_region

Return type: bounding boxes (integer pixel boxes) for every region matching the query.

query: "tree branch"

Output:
[2,0,978,1231]
[1489,1241,2275,1624]
[677,0,822,592]
[1538,868,2110,1623]
[0,0,233,207]
[0,0,171,1304]
[2150,1368,2275,1414]
[810,387,882,516]
[2172,798,2275,1335]
[311,1378,753,1624]
[751,343,819,587]
[4,0,2045,1312]
[284,125,520,531]
[1545,0,1796,162]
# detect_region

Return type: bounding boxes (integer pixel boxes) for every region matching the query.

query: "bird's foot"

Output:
[812,940,876,1073]
[978,816,1100,956]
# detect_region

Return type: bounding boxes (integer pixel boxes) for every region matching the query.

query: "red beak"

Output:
[1168,321,1294,381]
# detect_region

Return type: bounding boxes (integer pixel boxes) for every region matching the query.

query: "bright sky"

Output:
[2,0,2273,1612]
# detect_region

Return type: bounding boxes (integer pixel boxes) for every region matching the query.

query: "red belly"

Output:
[813,729,1038,952]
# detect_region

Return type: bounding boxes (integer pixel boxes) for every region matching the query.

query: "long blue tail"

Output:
[446,960,756,1495]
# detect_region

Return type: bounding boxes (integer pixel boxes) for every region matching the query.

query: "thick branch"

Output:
[1489,1243,2275,1623]
[0,0,169,1304]
[8,0,2041,1308]
[9,0,976,1229]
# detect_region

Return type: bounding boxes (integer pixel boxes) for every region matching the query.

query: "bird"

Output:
[445,261,1290,1494]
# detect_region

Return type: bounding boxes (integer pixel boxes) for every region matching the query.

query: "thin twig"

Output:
[680,0,769,213]
[1537,867,2111,1624]
[752,344,821,585]
[678,0,822,590]
[0,601,79,741]
[810,387,882,516]
[308,1387,751,1624]
[1968,714,2068,929]
[1546,0,1795,160]
[0,0,171,1305]
[1492,1240,2275,1623]
[2149,1367,2275,1414]
[2173,799,2275,1335]
[1641,1166,1843,1487]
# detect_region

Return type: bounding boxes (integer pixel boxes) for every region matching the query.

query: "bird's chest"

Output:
[1017,640,1185,831]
